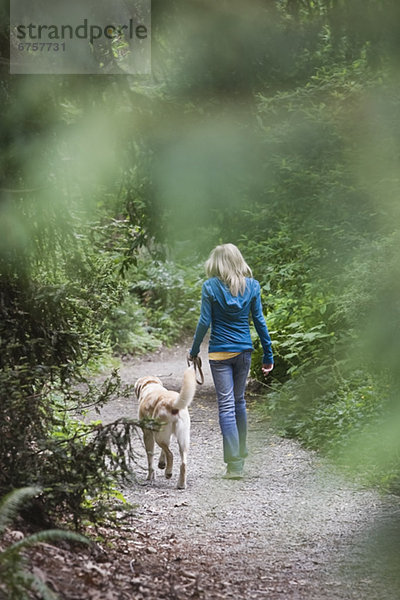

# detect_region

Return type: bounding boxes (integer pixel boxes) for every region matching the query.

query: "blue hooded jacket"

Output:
[190,277,274,364]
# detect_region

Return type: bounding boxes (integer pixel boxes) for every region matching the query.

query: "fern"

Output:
[0,487,42,534]
[0,487,88,600]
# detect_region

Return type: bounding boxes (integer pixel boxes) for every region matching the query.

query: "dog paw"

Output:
[138,478,154,487]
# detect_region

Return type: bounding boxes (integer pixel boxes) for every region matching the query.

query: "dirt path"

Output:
[94,343,400,600]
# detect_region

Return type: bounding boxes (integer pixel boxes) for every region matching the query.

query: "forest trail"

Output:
[93,342,400,600]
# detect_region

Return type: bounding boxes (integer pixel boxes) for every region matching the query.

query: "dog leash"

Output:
[187,354,204,385]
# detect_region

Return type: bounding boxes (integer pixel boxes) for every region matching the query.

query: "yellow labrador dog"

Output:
[134,367,196,489]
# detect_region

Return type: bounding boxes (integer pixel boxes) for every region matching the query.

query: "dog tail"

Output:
[174,366,196,410]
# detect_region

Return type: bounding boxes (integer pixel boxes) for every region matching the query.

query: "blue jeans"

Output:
[209,351,252,473]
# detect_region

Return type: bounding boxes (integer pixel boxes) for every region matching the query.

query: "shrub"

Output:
[108,254,202,353]
[0,214,137,522]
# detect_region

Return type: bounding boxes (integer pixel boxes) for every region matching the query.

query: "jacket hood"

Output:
[208,277,255,314]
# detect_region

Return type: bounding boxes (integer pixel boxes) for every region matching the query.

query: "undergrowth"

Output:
[108,254,202,355]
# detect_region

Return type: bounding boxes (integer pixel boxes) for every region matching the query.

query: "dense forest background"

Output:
[1,0,400,527]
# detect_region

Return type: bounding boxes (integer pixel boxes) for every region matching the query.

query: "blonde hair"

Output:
[205,243,252,296]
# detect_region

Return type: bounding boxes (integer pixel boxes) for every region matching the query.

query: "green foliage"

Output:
[244,225,335,384]
[233,3,400,493]
[0,207,135,520]
[0,487,88,600]
[108,253,202,354]
[245,215,399,489]
[108,297,162,355]
[0,349,142,523]
[130,256,202,340]
[36,376,144,524]
[0,63,152,522]
[263,369,380,448]
[40,414,142,525]
[260,367,400,490]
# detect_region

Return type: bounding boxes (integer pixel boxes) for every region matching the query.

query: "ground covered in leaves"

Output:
[11,344,400,599]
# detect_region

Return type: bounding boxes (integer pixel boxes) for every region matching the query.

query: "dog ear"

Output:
[134,379,142,398]
[134,376,162,398]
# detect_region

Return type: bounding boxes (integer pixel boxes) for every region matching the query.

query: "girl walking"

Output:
[189,243,274,479]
